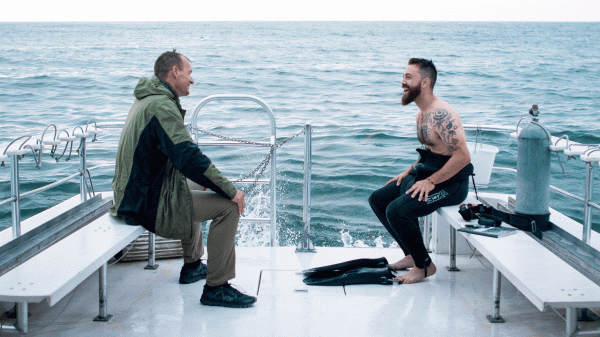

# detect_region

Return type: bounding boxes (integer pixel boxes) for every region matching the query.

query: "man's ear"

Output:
[171,65,179,78]
[421,77,430,91]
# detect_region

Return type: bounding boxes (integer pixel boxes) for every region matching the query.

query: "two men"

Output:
[113,52,468,313]
[111,50,256,308]
[369,58,473,284]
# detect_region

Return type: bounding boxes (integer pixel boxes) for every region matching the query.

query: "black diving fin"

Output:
[302,257,389,278]
[301,257,393,286]
[303,266,394,286]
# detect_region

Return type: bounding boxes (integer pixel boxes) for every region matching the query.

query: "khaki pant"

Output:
[182,180,239,286]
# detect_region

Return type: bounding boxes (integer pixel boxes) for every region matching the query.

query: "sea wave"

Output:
[1,21,599,245]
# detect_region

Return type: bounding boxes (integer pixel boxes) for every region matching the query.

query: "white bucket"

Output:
[467,142,499,186]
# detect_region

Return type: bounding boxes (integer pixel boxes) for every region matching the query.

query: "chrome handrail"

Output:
[0,163,112,208]
[1,137,96,237]
[296,124,315,252]
[491,166,600,212]
[190,95,278,247]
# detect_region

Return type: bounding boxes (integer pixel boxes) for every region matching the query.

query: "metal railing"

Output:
[1,133,91,235]
[296,124,315,252]
[0,122,156,333]
[190,95,315,250]
[190,95,279,246]
[0,126,92,333]
[3,98,316,252]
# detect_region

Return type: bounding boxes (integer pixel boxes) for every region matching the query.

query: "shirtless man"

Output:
[369,58,473,284]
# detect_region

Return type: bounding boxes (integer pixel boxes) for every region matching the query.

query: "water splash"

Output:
[340,229,353,247]
[352,240,369,248]
[340,228,370,247]
[236,189,272,247]
[373,236,386,248]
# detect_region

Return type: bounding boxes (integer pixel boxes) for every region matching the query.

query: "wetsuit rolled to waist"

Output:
[411,148,474,186]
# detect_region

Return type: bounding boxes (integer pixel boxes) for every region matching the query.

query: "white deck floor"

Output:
[2,247,599,337]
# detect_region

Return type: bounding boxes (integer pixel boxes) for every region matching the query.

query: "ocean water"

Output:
[1,21,599,247]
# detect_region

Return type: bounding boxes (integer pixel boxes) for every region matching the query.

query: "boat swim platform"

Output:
[2,247,599,336]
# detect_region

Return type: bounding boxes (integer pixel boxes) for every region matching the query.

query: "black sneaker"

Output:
[179,262,207,284]
[200,283,257,308]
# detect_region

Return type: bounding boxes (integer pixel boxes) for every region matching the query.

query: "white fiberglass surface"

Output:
[3,247,598,336]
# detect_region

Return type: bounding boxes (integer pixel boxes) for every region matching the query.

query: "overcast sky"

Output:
[2,0,599,22]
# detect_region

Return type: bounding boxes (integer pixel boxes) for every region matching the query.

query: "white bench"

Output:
[0,193,144,333]
[436,191,600,337]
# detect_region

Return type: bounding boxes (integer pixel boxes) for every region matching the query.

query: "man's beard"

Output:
[401,84,421,106]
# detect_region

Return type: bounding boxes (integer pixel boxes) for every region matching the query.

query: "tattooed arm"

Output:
[407,106,471,201]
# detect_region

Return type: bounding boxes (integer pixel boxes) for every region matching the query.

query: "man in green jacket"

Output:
[111,50,256,308]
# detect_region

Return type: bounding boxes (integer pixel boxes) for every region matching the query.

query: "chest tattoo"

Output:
[417,112,432,145]
[417,109,460,152]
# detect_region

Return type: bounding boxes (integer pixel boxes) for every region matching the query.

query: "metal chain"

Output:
[193,128,272,147]
[193,127,306,188]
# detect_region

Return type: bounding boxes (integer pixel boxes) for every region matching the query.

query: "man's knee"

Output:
[368,189,385,211]
[224,199,240,220]
[385,198,419,223]
[368,192,376,208]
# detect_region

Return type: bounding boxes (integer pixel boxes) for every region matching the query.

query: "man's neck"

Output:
[159,78,180,99]
[414,92,436,112]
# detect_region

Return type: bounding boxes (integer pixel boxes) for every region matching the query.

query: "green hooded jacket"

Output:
[110,76,236,239]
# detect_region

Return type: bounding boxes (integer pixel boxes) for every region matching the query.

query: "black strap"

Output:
[471,174,478,200]
[458,203,543,239]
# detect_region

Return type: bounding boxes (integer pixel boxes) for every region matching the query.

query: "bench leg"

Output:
[447,226,460,272]
[566,308,578,337]
[94,263,113,322]
[144,232,159,270]
[1,303,28,333]
[15,302,28,333]
[423,215,432,253]
[487,267,505,323]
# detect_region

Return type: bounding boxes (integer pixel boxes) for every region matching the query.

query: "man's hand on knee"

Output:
[406,179,435,202]
[232,189,245,215]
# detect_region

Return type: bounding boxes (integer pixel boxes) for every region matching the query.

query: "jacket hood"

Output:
[133,76,184,112]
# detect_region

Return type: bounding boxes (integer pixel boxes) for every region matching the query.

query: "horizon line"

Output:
[2,19,600,23]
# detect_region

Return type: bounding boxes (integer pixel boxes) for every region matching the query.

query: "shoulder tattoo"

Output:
[432,109,460,152]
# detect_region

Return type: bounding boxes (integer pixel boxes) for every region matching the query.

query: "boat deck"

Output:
[2,247,599,336]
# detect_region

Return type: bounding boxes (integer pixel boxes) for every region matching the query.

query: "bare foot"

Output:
[394,262,437,284]
[388,255,414,271]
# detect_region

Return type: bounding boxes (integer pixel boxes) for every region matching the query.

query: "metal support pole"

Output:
[578,162,595,324]
[296,124,315,253]
[9,155,27,333]
[14,302,28,333]
[93,263,112,322]
[424,214,431,253]
[487,267,505,323]
[270,135,278,247]
[566,307,578,336]
[79,137,88,202]
[144,232,159,270]
[582,162,594,244]
[447,226,460,272]
[10,154,21,239]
